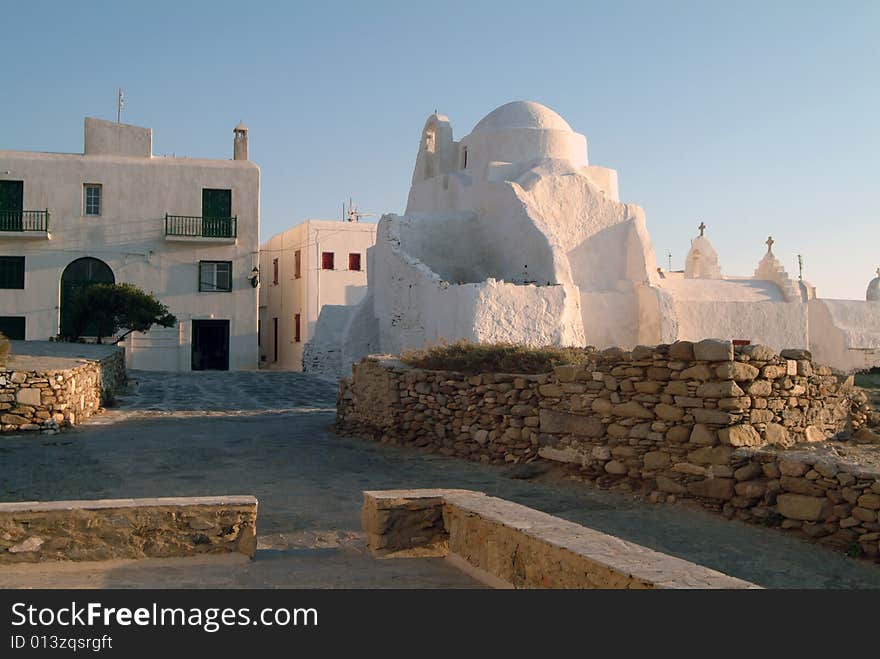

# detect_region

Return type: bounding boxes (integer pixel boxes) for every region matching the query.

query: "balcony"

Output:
[165,214,237,243]
[0,209,51,239]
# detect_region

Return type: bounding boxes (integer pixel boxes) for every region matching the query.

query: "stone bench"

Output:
[362,489,758,589]
[0,496,257,564]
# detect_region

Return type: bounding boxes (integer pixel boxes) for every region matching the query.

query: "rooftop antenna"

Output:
[117,88,125,123]
[345,197,374,223]
[798,254,804,281]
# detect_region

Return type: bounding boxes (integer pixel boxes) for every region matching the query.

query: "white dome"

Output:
[472,101,573,133]
[867,275,880,302]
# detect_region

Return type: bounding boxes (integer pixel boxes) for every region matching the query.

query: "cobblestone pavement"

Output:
[2,370,880,588]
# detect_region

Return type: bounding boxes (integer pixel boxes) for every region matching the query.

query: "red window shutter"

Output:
[322,252,334,270]
[349,253,361,271]
[294,313,301,342]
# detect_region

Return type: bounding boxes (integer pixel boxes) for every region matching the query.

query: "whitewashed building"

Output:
[334,100,880,375]
[0,117,260,371]
[259,219,376,373]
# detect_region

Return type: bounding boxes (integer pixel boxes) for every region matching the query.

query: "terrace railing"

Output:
[165,214,237,239]
[0,209,50,233]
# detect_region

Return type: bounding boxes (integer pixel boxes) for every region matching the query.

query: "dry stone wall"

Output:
[0,496,258,563]
[0,348,126,433]
[337,340,880,561]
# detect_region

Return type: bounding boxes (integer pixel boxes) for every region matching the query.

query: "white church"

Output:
[326,100,880,375]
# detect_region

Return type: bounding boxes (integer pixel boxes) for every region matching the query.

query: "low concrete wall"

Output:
[362,489,758,589]
[0,496,258,563]
[1,344,127,433]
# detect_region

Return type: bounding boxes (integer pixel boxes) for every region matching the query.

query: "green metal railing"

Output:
[165,214,237,238]
[0,209,50,232]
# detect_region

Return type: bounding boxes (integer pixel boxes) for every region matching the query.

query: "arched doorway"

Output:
[60,257,114,337]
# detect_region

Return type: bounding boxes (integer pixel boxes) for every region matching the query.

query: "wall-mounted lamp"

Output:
[249,267,260,288]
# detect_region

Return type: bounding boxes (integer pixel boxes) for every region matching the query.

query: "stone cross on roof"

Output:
[698,221,706,236]
[766,236,774,252]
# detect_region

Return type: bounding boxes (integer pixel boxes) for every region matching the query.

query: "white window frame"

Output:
[83,184,102,216]
[199,260,232,292]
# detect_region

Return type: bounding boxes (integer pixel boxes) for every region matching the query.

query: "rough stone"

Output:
[776,494,832,522]
[764,423,789,446]
[687,478,735,500]
[539,409,604,437]
[718,424,763,447]
[715,362,760,381]
[693,339,734,362]
[689,424,717,446]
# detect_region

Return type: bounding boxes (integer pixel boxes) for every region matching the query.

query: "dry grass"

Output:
[0,332,10,365]
[400,340,594,375]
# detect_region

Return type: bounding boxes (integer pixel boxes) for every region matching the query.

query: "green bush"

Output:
[65,283,177,344]
[400,340,594,374]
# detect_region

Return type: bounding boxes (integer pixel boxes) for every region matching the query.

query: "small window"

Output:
[0,256,25,289]
[462,147,468,169]
[0,316,25,340]
[321,252,334,270]
[273,258,279,285]
[349,253,361,271]
[294,313,301,342]
[294,250,301,279]
[84,184,101,216]
[199,260,232,292]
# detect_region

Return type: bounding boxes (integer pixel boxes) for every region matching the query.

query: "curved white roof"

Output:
[867,276,880,302]
[472,101,573,133]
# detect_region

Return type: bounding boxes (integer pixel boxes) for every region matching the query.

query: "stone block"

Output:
[719,424,762,447]
[539,409,605,437]
[666,425,691,443]
[687,478,735,500]
[656,475,685,494]
[687,445,733,465]
[16,388,41,406]
[693,339,734,362]
[554,365,585,383]
[776,494,832,522]
[692,409,736,425]
[680,364,714,381]
[715,362,760,381]
[741,344,777,361]
[654,403,684,421]
[668,341,695,361]
[696,381,744,398]
[764,423,789,446]
[689,424,718,446]
[734,479,767,498]
[538,384,564,397]
[643,451,671,470]
[610,401,654,420]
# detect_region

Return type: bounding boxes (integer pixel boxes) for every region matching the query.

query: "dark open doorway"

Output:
[60,257,115,337]
[192,319,230,371]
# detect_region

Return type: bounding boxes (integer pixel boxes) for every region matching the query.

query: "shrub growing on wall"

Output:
[401,340,594,374]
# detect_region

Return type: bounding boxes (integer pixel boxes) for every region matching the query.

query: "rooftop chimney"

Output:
[233,121,249,161]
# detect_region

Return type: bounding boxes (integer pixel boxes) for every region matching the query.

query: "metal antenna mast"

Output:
[117,88,125,123]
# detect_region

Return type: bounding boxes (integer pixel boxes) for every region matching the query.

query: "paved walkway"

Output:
[2,370,880,588]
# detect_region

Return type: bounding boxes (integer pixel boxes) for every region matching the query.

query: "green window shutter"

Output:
[0,181,24,231]
[0,316,25,340]
[0,256,25,289]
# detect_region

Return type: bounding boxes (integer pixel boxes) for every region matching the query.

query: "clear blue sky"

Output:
[3,1,877,299]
